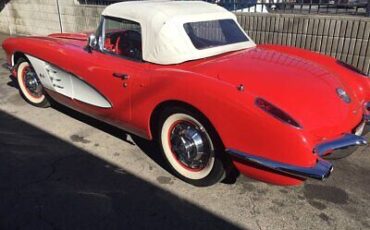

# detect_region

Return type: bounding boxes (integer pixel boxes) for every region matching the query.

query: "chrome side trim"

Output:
[314,134,368,157]
[226,149,333,180]
[25,54,112,108]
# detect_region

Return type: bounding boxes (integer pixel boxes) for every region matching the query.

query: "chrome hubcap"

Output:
[24,68,42,97]
[170,121,212,170]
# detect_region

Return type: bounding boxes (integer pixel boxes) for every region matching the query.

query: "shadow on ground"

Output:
[51,101,172,172]
[51,100,239,185]
[7,74,172,174]
[0,110,241,230]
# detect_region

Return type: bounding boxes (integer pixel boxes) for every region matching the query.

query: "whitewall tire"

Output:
[158,107,227,186]
[16,59,50,107]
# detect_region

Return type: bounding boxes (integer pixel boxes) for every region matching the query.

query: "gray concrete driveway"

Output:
[0,33,369,230]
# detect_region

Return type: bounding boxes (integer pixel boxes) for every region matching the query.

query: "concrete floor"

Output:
[0,33,369,230]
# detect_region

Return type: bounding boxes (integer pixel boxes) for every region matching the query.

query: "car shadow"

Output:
[6,76,239,184]
[50,101,171,171]
[54,102,240,184]
[5,76,179,180]
[0,110,242,230]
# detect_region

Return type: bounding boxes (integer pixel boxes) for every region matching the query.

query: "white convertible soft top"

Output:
[102,0,256,65]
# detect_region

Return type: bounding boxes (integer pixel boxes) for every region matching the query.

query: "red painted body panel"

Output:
[48,32,88,41]
[2,33,369,185]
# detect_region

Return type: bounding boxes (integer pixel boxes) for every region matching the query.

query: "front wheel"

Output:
[158,107,227,187]
[16,58,50,108]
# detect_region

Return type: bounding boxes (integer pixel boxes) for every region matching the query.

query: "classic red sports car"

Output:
[2,1,369,186]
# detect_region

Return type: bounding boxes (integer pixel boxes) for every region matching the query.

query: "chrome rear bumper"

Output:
[227,132,367,181]
[226,149,333,180]
[314,134,368,157]
[227,114,368,181]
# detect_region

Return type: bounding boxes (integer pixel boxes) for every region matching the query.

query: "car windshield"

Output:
[183,19,248,50]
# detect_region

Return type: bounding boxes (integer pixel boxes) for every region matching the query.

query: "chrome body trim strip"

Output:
[226,149,333,180]
[314,134,368,157]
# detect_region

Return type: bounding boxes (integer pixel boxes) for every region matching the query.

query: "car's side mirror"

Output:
[85,34,97,53]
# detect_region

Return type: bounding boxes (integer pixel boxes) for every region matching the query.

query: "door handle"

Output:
[113,72,129,80]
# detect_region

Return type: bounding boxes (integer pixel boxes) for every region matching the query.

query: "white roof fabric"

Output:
[102,1,256,65]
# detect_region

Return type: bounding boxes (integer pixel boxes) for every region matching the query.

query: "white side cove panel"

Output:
[26,55,55,90]
[25,55,112,108]
[71,77,112,108]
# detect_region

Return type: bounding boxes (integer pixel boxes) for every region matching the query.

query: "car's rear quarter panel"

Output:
[129,66,318,184]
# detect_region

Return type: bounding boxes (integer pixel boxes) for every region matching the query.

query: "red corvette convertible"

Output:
[2,1,369,186]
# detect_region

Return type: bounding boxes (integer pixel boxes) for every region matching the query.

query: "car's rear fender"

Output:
[134,67,317,163]
[132,68,325,185]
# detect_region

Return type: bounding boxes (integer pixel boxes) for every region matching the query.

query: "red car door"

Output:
[68,50,144,130]
[65,16,147,131]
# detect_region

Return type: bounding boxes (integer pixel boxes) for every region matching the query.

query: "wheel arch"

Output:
[149,99,238,183]
[12,51,28,67]
[149,100,224,148]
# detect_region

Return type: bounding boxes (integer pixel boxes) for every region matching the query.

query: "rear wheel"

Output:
[16,58,50,108]
[158,107,227,186]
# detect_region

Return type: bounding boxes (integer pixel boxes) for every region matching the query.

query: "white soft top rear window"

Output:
[184,19,249,50]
